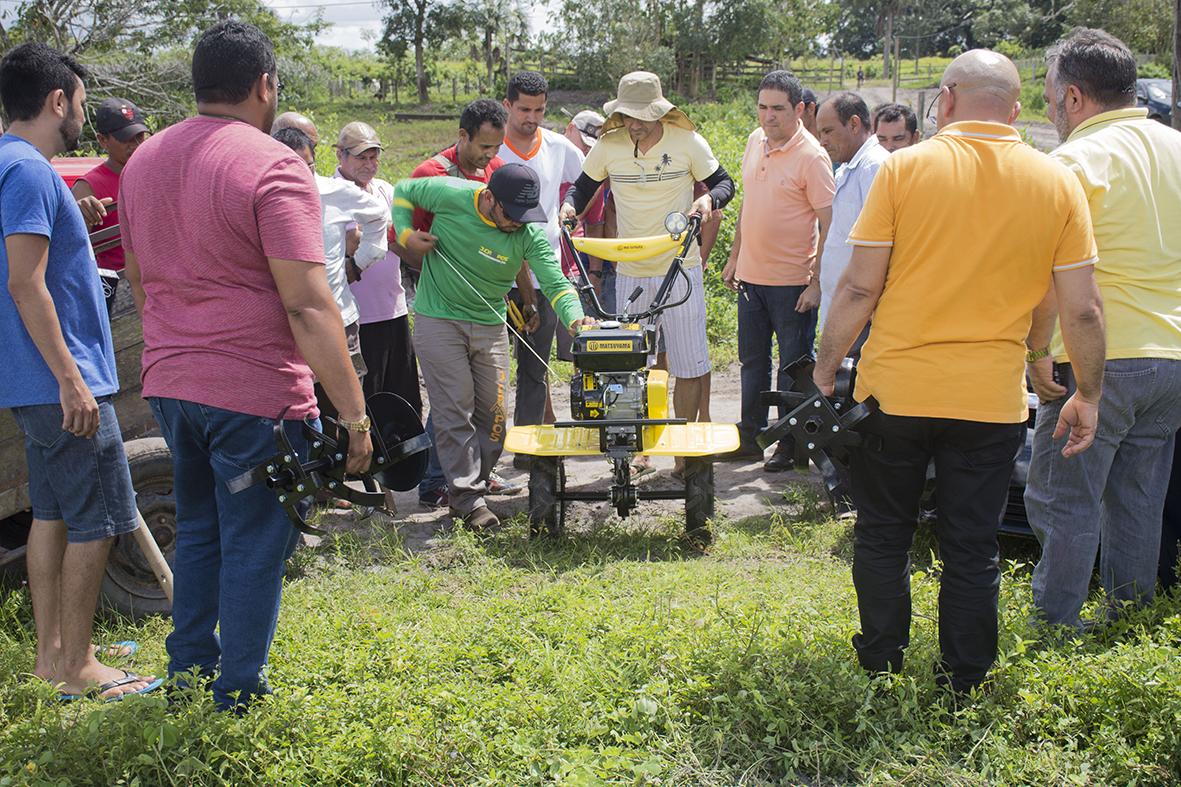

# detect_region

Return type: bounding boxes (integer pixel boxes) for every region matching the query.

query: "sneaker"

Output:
[487,471,522,496]
[717,443,765,462]
[419,488,449,509]
[461,505,500,530]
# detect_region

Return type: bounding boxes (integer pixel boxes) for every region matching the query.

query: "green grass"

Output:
[3,500,1180,784]
[21,107,1177,785]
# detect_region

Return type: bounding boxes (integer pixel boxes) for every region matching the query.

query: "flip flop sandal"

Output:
[94,640,138,659]
[59,671,164,703]
[631,460,656,479]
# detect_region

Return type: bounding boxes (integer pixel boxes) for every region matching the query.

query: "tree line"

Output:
[0,0,1174,124]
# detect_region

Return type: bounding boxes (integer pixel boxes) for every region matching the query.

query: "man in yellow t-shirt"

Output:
[813,49,1107,694]
[559,72,735,459]
[1025,29,1181,631]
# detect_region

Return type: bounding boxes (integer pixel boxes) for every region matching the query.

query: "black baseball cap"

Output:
[488,163,547,224]
[95,97,149,141]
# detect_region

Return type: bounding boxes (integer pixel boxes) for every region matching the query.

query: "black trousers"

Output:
[359,315,423,419]
[848,410,1024,692]
[1160,432,1181,589]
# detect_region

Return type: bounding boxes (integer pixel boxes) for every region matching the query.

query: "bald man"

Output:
[272,111,319,146]
[813,49,1107,694]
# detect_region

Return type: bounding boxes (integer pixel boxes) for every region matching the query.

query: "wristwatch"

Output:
[338,414,372,433]
[1025,346,1051,363]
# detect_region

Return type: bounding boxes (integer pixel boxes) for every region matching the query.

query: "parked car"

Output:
[1135,78,1175,125]
[0,157,175,618]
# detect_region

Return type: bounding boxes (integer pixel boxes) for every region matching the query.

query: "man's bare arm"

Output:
[125,248,146,316]
[1048,264,1105,458]
[6,234,99,437]
[721,202,744,291]
[1053,266,1105,402]
[812,244,891,392]
[1025,281,1067,401]
[269,258,372,473]
[797,205,832,313]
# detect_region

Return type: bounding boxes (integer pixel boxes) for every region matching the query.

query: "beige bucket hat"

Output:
[601,71,695,133]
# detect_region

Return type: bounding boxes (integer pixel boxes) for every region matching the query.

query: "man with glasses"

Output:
[1026,29,1181,631]
[813,49,1107,694]
[394,164,594,530]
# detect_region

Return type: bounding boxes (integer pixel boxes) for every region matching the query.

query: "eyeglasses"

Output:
[927,82,956,125]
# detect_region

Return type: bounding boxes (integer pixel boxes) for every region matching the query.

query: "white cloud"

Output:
[262,0,555,53]
[261,0,385,52]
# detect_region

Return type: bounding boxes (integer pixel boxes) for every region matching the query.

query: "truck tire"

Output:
[684,457,714,545]
[528,457,565,539]
[101,437,175,618]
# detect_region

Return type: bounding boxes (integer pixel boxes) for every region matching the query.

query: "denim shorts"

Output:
[11,397,139,543]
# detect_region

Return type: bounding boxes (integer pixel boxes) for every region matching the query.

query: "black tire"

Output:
[100,438,175,619]
[684,457,715,541]
[528,457,564,539]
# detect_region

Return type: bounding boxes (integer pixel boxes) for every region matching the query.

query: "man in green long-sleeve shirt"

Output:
[393,163,592,528]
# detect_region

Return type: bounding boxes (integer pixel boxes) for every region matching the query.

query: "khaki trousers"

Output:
[413,315,509,515]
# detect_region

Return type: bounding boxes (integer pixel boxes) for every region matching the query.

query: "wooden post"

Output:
[452,76,457,102]
[839,55,845,88]
[917,90,926,136]
[891,36,901,102]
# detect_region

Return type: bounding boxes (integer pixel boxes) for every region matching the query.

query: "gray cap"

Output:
[570,110,604,147]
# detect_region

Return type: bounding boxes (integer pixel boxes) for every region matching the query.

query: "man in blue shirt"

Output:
[814,92,889,332]
[0,43,158,700]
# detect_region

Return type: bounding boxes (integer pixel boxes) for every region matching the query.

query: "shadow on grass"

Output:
[472,513,708,573]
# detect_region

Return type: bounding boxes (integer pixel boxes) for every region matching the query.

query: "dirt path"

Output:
[313,365,818,553]
[820,85,1059,152]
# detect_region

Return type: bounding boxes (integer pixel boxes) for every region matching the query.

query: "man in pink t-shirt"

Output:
[120,20,371,712]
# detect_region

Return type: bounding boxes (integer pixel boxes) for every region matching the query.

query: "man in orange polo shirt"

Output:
[813,49,1107,694]
[722,70,835,468]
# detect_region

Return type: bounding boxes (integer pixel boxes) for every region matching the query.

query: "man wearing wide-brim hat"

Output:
[560,71,735,476]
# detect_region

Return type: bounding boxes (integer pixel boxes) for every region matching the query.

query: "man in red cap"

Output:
[71,97,150,312]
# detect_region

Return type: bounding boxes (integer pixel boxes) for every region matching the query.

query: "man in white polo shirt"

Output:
[499,71,585,435]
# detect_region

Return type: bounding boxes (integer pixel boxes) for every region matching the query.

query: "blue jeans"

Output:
[1027,358,1181,629]
[149,397,308,710]
[418,413,446,499]
[737,282,818,448]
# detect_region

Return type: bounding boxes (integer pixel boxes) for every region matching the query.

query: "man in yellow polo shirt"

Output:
[1025,29,1181,631]
[813,49,1108,694]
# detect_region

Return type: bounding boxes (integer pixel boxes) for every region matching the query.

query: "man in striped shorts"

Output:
[560,72,734,473]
